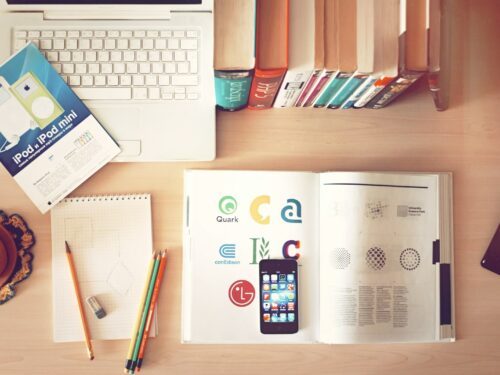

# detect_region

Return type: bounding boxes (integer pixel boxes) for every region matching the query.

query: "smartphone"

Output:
[259,259,298,334]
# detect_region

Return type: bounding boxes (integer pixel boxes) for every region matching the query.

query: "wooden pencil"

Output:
[129,253,161,374]
[124,252,156,373]
[136,250,168,371]
[65,241,94,360]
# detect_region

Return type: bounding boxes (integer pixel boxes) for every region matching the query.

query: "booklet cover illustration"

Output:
[0,43,120,213]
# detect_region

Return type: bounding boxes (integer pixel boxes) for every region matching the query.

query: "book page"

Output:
[319,172,439,343]
[183,170,319,343]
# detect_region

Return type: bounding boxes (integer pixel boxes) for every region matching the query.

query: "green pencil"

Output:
[129,253,161,374]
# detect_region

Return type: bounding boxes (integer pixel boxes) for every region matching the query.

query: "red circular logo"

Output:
[228,280,255,307]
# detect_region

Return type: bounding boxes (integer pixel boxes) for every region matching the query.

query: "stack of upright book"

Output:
[214,0,451,111]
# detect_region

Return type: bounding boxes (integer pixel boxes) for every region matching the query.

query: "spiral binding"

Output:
[61,194,150,203]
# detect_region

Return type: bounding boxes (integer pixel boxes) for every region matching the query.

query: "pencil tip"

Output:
[65,241,71,253]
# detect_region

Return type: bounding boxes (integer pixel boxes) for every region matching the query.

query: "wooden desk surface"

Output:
[0,1,499,374]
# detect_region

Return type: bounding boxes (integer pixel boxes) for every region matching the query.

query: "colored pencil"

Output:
[124,252,156,373]
[129,253,161,373]
[136,250,168,371]
[65,241,94,360]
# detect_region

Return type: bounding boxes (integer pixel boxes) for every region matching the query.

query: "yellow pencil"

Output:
[65,241,94,360]
[124,251,157,373]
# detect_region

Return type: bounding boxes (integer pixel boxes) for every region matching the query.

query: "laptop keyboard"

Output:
[13,28,200,101]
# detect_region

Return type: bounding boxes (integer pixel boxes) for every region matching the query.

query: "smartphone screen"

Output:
[259,259,298,334]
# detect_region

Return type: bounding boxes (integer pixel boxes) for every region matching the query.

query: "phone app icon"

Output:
[279,283,287,290]
[279,274,286,281]
[287,283,295,291]
[279,313,287,322]
[280,293,288,300]
[271,313,279,322]
[288,302,295,311]
[263,313,270,322]
[279,303,287,311]
[288,313,295,322]
[271,293,280,301]
[287,293,295,300]
[263,284,270,291]
[263,293,270,301]
[287,274,294,282]
[263,274,270,282]
[271,274,278,282]
[271,302,278,311]
[271,284,278,290]
[263,302,270,311]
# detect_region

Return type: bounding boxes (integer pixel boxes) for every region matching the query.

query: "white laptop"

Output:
[0,0,216,162]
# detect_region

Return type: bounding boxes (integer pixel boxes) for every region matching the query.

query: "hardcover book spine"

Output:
[214,70,254,111]
[273,69,313,108]
[327,74,367,109]
[313,71,349,108]
[341,76,377,109]
[353,76,395,108]
[365,71,423,109]
[247,68,287,110]
[302,70,336,107]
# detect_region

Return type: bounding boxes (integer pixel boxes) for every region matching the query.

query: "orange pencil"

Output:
[136,250,168,371]
[65,241,94,360]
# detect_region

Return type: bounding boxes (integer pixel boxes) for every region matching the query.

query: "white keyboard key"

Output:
[15,31,27,38]
[95,30,106,37]
[187,30,198,38]
[143,39,154,50]
[94,75,106,86]
[79,39,91,50]
[117,39,128,49]
[74,87,132,100]
[174,50,186,62]
[120,75,132,86]
[133,75,145,86]
[187,92,199,100]
[130,39,141,50]
[139,63,151,74]
[189,61,198,74]
[14,39,27,50]
[81,75,93,86]
[126,63,138,74]
[121,30,133,37]
[59,51,71,62]
[149,87,160,99]
[161,51,173,61]
[160,30,172,38]
[181,39,198,50]
[101,63,113,74]
[173,30,185,38]
[164,62,176,73]
[133,30,146,37]
[149,51,160,62]
[81,31,93,37]
[113,63,126,74]
[55,30,67,37]
[107,75,119,86]
[152,63,163,74]
[41,30,54,38]
[66,39,78,50]
[46,51,58,62]
[145,75,157,86]
[91,39,103,49]
[174,93,186,100]
[172,75,198,86]
[68,30,79,38]
[146,30,159,38]
[158,75,170,85]
[28,30,40,38]
[177,62,189,74]
[40,39,52,50]
[108,30,120,38]
[98,51,110,61]
[168,39,179,50]
[53,39,65,50]
[174,87,186,93]
[69,75,81,86]
[136,51,147,62]
[53,64,62,73]
[161,87,174,99]
[72,51,84,62]
[75,64,87,74]
[123,51,135,62]
[132,87,148,99]
[88,63,100,74]
[105,39,116,50]
[155,39,167,50]
[85,51,97,62]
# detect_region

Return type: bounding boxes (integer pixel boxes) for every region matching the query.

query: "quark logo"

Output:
[250,195,270,224]
[219,244,236,258]
[219,195,237,214]
[228,280,255,307]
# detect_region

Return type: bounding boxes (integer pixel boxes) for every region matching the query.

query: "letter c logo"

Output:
[250,195,270,224]
[283,240,301,260]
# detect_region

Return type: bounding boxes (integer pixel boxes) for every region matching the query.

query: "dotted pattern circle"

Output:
[333,248,351,269]
[400,248,421,271]
[366,246,386,270]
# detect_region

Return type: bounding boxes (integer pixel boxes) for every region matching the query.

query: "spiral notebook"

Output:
[51,194,157,342]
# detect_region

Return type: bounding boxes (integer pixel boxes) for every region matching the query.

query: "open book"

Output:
[182,170,454,344]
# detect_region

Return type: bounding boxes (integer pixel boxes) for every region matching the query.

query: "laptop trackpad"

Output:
[89,106,142,156]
